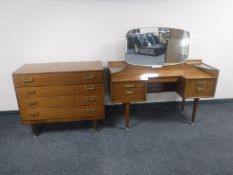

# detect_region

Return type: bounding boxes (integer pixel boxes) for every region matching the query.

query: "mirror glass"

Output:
[125,27,190,66]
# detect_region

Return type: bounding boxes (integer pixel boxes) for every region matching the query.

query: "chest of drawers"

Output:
[12,61,104,136]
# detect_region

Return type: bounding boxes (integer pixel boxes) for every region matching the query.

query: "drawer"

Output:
[185,79,216,98]
[18,94,103,109]
[113,81,145,88]
[15,84,103,97]
[112,87,146,102]
[20,106,104,121]
[13,71,103,87]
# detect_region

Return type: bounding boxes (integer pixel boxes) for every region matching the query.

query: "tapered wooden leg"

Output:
[123,103,130,130]
[31,124,40,137]
[181,98,185,112]
[92,120,97,131]
[191,98,200,125]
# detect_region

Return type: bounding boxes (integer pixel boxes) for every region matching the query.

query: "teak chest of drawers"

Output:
[12,61,104,136]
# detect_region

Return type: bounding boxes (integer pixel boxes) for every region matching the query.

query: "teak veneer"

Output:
[108,60,219,128]
[12,61,104,136]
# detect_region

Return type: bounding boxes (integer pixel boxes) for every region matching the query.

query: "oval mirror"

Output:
[125,27,190,67]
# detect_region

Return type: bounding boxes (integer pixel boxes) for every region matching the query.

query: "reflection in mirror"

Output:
[126,27,190,66]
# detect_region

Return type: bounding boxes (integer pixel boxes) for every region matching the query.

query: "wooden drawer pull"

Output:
[86,96,96,101]
[27,100,38,105]
[25,89,36,95]
[125,90,134,94]
[23,78,33,83]
[124,83,135,88]
[86,108,96,113]
[85,85,96,90]
[83,74,94,80]
[29,111,39,117]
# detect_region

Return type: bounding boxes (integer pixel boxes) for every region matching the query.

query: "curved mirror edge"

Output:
[125,27,190,67]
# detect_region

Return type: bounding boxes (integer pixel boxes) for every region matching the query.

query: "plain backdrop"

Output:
[0,0,233,110]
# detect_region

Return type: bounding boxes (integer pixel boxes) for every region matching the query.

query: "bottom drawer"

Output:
[20,106,104,121]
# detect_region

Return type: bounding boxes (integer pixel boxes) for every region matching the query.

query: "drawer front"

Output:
[112,81,146,102]
[13,71,103,87]
[113,81,145,88]
[112,87,146,102]
[20,106,104,121]
[18,94,103,109]
[15,84,103,97]
[185,79,216,98]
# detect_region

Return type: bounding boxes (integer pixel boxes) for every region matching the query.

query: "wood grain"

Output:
[13,61,104,134]
[21,106,104,120]
[108,60,219,128]
[13,71,103,87]
[18,94,103,109]
[15,84,103,97]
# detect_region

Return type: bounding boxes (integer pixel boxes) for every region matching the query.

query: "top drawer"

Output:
[112,81,145,89]
[13,71,103,87]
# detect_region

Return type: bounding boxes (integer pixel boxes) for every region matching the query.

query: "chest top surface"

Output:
[14,61,103,74]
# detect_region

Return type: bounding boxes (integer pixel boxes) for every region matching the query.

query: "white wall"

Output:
[0,0,233,110]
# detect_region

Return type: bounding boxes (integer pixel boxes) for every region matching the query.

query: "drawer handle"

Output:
[86,108,96,113]
[85,85,96,90]
[27,100,38,105]
[125,83,135,88]
[196,87,204,91]
[86,96,96,101]
[23,78,33,83]
[83,74,94,80]
[25,89,36,95]
[29,111,39,117]
[197,81,205,85]
[125,90,134,94]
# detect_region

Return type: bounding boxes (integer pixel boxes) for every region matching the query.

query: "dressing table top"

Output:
[108,61,216,82]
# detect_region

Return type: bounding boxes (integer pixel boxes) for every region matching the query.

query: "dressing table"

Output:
[109,27,219,129]
[108,60,219,128]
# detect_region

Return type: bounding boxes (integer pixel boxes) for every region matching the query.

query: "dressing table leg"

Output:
[181,98,185,112]
[191,98,199,125]
[124,103,130,129]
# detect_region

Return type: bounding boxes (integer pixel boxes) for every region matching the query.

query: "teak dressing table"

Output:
[108,60,219,129]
